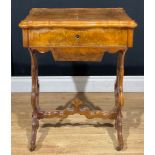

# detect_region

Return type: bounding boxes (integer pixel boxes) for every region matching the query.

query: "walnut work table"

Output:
[19,8,137,151]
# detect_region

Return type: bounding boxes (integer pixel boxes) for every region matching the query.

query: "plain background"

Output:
[11,0,144,76]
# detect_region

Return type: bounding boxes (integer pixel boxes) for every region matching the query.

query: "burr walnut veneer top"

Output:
[19,8,137,28]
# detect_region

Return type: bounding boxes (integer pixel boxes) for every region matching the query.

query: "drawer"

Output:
[28,28,128,47]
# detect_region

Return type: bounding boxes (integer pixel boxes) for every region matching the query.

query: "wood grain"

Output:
[19,8,137,28]
[28,28,128,47]
[51,47,105,61]
[19,8,137,61]
[12,92,144,155]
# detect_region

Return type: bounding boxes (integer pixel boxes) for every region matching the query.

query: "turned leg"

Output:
[114,50,126,151]
[29,48,40,151]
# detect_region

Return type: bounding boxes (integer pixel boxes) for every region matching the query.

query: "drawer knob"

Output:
[75,34,80,40]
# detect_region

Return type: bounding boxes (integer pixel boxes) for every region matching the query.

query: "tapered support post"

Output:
[114,50,126,151]
[28,48,40,151]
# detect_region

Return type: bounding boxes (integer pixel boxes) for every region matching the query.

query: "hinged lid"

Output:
[19,8,137,28]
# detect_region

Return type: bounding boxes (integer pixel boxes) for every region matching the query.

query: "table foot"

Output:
[115,111,124,151]
[29,115,39,151]
[116,145,123,151]
[29,143,36,152]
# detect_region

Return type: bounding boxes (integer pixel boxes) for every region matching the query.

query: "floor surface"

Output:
[12,92,144,155]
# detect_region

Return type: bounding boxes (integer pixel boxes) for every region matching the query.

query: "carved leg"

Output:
[36,69,40,111]
[29,48,40,151]
[114,50,126,151]
[115,110,123,151]
[30,115,39,151]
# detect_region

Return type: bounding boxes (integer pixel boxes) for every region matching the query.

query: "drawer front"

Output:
[29,28,128,47]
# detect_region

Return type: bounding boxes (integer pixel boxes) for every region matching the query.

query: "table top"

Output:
[19,8,137,28]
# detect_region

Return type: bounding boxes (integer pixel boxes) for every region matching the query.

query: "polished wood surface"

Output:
[19,8,137,151]
[19,8,137,61]
[12,93,144,155]
[28,28,128,47]
[19,8,137,28]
